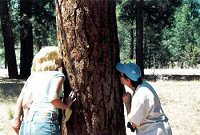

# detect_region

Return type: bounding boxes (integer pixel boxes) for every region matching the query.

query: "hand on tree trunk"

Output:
[123,92,132,114]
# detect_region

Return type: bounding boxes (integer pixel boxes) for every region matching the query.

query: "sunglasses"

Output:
[119,73,129,80]
[119,73,124,77]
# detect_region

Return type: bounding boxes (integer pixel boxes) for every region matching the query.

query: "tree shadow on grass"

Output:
[0,77,25,100]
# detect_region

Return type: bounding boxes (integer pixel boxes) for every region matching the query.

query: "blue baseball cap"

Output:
[116,62,141,81]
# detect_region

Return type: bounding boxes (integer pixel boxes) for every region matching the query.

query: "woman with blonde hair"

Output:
[12,46,75,135]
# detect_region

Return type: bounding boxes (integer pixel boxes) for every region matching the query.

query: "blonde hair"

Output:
[31,46,62,72]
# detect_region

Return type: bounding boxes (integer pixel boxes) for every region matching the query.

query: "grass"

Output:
[0,100,16,135]
[0,80,200,135]
[152,80,200,135]
[0,128,3,132]
[7,106,15,120]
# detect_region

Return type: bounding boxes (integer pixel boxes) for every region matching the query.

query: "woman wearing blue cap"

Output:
[116,62,172,135]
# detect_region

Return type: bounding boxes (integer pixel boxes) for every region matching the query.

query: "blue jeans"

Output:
[19,121,25,135]
[24,111,60,135]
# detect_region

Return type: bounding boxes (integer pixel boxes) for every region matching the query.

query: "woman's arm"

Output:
[51,99,70,109]
[49,77,75,109]
[12,90,24,134]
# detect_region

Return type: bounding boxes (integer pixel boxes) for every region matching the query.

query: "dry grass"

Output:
[0,80,200,135]
[152,80,200,135]
[0,101,17,135]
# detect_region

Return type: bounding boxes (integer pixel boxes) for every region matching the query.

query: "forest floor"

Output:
[0,69,200,135]
[154,80,200,135]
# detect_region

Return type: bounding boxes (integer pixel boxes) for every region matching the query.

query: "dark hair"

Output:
[122,74,142,87]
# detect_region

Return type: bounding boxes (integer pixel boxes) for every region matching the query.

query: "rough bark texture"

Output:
[56,0,125,134]
[0,0,18,78]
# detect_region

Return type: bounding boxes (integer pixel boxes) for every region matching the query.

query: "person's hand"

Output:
[23,100,32,110]
[12,118,21,135]
[66,91,76,106]
[123,92,132,114]
[123,92,132,104]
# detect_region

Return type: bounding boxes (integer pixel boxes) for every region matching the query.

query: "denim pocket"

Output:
[31,111,58,122]
[26,111,60,135]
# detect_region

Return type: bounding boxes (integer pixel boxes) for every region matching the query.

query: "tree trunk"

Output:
[0,0,18,78]
[19,0,33,78]
[56,0,125,134]
[129,28,134,59]
[136,0,144,76]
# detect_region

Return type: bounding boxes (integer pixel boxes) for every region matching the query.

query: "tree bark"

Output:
[136,0,144,76]
[0,0,18,78]
[19,0,33,78]
[56,0,125,134]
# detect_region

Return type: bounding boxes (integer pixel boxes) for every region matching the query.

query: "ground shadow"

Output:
[0,77,25,99]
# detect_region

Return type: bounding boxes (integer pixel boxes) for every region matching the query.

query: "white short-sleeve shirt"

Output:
[124,85,136,135]
[127,81,171,135]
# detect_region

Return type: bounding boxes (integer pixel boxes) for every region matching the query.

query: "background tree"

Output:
[56,0,125,134]
[19,0,57,78]
[136,0,144,76]
[0,28,4,67]
[162,0,200,68]
[117,0,182,68]
[0,0,57,78]
[19,0,33,78]
[117,0,136,61]
[31,0,57,50]
[0,0,18,78]
[143,0,182,68]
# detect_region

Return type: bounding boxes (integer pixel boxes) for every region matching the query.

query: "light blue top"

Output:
[27,71,65,114]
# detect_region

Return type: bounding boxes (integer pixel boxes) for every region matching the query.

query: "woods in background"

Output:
[117,0,200,69]
[0,0,200,134]
[1,0,200,79]
[0,0,56,78]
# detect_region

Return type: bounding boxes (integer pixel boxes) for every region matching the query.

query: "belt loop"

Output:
[27,111,36,122]
[51,111,53,117]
